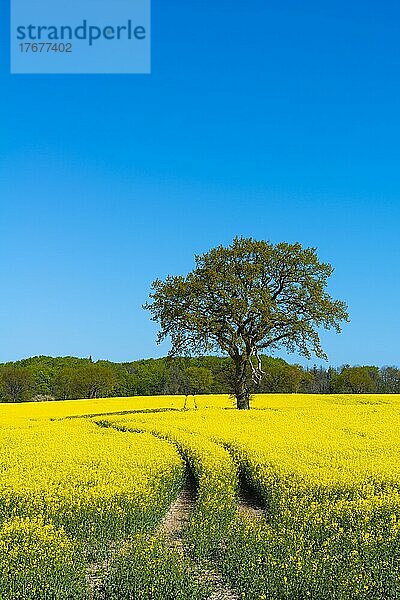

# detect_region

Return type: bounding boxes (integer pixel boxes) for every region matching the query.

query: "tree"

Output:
[144,237,349,409]
[259,357,311,393]
[185,366,214,395]
[331,366,379,394]
[380,366,400,393]
[0,366,33,403]
[181,366,214,409]
[162,358,187,395]
[52,363,116,400]
[53,366,83,400]
[79,364,116,399]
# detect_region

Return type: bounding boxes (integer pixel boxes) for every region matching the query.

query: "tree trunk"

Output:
[236,387,250,410]
[234,356,250,410]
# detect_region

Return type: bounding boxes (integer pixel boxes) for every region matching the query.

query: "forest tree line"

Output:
[0,355,399,403]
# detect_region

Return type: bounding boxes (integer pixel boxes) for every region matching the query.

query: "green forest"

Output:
[1,355,399,403]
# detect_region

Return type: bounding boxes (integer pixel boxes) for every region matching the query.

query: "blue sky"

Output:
[1,1,400,367]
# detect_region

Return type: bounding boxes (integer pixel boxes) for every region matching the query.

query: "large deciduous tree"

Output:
[144,237,349,409]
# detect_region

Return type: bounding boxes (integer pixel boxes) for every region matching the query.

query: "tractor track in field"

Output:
[91,420,264,600]
[64,407,181,421]
[155,434,265,599]
[157,473,264,600]
[87,559,109,600]
[237,476,265,519]
[158,476,196,551]
[158,478,241,600]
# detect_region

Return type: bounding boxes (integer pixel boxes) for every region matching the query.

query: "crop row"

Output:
[0,419,185,555]
[104,417,239,560]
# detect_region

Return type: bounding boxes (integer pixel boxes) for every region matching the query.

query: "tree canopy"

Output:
[145,237,349,408]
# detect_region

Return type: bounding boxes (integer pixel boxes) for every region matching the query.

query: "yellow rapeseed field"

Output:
[1,393,399,599]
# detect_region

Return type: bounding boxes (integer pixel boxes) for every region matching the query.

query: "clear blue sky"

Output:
[1,1,400,367]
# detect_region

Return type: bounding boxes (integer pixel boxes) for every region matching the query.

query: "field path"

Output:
[158,475,264,600]
[90,421,262,600]
[158,478,196,550]
[205,570,240,600]
[87,558,109,600]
